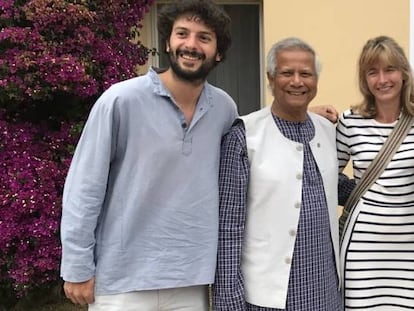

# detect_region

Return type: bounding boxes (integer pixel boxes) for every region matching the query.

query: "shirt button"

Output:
[285,257,292,265]
[296,173,302,180]
[289,229,296,237]
[295,202,301,209]
[296,145,303,151]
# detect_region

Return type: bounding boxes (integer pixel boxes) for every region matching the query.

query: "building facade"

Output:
[140,0,409,116]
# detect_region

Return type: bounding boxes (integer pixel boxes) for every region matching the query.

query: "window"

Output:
[153,1,263,115]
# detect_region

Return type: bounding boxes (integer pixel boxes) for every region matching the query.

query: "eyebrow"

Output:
[278,67,314,72]
[174,27,214,36]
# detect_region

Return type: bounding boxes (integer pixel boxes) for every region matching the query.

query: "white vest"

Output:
[240,106,340,308]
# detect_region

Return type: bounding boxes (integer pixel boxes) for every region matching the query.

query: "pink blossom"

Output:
[0,0,154,105]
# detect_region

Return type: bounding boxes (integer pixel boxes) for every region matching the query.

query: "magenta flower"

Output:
[0,0,154,106]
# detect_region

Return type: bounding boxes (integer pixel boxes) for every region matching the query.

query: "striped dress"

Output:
[336,109,414,310]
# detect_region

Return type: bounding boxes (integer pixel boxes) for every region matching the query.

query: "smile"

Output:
[287,91,306,96]
[377,85,392,91]
[179,50,203,61]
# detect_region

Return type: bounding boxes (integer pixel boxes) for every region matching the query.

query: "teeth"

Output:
[378,86,391,91]
[179,53,200,60]
[289,91,304,96]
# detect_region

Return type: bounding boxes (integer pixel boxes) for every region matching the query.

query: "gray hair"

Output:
[266,37,322,79]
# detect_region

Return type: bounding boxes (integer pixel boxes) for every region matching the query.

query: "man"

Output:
[214,37,343,310]
[60,1,237,310]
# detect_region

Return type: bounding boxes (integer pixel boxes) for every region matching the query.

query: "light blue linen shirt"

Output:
[60,67,238,295]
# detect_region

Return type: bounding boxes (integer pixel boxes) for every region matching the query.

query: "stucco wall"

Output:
[263,0,409,114]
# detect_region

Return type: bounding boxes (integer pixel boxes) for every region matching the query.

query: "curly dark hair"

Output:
[157,0,232,61]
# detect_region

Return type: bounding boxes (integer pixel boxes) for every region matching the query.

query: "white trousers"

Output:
[88,285,208,311]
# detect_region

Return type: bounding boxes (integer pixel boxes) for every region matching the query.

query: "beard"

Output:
[168,48,218,82]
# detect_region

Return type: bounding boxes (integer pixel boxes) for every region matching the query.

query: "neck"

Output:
[271,103,308,122]
[160,69,204,107]
[159,69,204,124]
[375,101,401,123]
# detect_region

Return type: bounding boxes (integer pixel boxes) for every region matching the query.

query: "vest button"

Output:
[294,202,301,209]
[296,145,303,151]
[289,229,296,237]
[296,173,302,180]
[285,257,292,264]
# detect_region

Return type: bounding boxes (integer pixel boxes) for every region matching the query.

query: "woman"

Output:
[337,35,414,310]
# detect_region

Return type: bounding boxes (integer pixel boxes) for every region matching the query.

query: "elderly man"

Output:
[214,37,342,310]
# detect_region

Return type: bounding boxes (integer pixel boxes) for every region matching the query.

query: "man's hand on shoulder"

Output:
[64,277,95,306]
[309,105,339,123]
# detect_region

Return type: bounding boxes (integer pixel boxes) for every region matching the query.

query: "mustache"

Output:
[176,49,205,60]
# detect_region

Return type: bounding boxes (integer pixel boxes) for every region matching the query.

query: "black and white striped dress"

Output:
[337,109,414,310]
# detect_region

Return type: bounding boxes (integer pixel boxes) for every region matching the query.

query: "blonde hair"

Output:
[352,35,414,117]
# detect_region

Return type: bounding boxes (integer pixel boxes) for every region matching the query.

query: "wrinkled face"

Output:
[268,50,317,120]
[365,60,403,106]
[166,15,221,82]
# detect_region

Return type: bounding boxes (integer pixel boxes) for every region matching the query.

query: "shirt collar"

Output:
[148,66,214,111]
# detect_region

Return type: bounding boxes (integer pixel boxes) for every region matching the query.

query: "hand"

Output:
[309,105,339,123]
[64,277,95,306]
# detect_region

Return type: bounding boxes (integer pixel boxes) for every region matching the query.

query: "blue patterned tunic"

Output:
[214,113,342,311]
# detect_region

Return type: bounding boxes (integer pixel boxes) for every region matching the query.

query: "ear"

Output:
[166,41,170,53]
[267,72,274,82]
[215,53,222,62]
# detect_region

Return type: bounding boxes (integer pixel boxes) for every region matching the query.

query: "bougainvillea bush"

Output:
[0,110,80,300]
[0,0,154,304]
[0,0,154,115]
